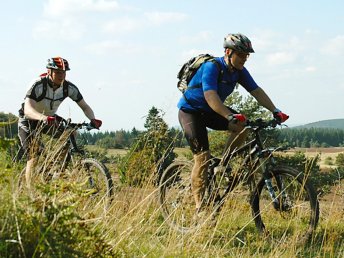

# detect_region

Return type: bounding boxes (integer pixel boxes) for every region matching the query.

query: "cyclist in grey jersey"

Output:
[18,57,102,190]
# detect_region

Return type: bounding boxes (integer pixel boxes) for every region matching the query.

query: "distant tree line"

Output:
[78,126,186,149]
[278,127,344,148]
[77,126,344,150]
[2,99,344,150]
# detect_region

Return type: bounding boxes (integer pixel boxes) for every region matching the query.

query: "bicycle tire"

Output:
[71,158,114,212]
[159,160,196,232]
[251,165,319,244]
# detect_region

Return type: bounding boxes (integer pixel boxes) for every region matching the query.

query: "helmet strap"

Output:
[226,49,236,72]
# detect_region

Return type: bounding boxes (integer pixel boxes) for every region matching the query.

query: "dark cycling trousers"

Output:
[18,117,63,160]
[178,108,237,154]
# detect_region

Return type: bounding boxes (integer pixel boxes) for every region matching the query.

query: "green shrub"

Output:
[335,153,344,167]
[0,151,116,257]
[117,107,175,186]
[324,156,334,165]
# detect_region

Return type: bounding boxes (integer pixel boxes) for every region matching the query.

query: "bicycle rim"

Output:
[70,158,114,214]
[159,161,195,232]
[251,165,319,244]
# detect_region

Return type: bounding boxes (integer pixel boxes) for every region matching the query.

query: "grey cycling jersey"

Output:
[19,76,83,118]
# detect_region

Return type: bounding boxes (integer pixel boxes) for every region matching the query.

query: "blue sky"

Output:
[1,0,343,131]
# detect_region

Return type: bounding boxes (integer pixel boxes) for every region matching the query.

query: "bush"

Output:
[0,151,116,257]
[335,153,344,167]
[324,156,334,165]
[117,107,175,186]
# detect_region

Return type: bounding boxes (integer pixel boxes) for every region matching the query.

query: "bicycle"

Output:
[18,117,114,212]
[159,118,319,243]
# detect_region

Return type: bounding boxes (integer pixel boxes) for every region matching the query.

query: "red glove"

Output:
[90,118,102,129]
[273,110,289,123]
[228,114,247,123]
[46,116,56,126]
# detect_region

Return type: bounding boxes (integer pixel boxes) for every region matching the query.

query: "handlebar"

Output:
[245,118,282,130]
[56,117,97,131]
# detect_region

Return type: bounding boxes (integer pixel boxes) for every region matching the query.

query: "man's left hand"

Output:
[90,118,102,129]
[273,109,289,123]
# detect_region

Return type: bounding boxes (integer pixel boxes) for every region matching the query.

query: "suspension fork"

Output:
[258,150,279,203]
[260,153,289,208]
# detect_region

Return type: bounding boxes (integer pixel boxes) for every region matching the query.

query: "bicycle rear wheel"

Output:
[70,158,114,213]
[159,161,195,232]
[251,165,319,244]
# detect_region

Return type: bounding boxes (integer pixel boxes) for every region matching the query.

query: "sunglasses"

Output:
[235,52,250,59]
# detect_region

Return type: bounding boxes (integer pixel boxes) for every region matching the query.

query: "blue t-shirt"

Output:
[177,56,259,112]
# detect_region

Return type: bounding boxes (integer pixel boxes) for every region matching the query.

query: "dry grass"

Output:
[90,176,344,257]
[3,145,344,257]
[284,147,344,169]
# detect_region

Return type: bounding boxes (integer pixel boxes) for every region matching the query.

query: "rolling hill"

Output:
[294,119,344,130]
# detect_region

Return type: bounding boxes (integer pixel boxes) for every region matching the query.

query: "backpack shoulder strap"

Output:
[187,58,223,90]
[62,81,69,99]
[35,77,48,102]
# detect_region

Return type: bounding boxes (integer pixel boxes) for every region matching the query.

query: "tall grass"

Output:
[0,142,343,257]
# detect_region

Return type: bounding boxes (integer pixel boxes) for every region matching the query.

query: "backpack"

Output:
[177,54,222,93]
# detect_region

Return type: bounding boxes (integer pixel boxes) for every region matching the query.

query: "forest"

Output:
[2,91,344,151]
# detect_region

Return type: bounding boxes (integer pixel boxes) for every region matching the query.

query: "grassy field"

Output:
[1,146,343,257]
[285,147,344,169]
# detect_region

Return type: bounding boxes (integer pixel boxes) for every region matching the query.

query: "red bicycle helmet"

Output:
[46,57,70,71]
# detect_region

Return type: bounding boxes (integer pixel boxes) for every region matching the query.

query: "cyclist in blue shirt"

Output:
[177,33,289,213]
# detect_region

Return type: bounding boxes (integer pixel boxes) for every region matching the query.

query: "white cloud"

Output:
[178,31,213,44]
[251,30,281,51]
[102,17,142,34]
[266,52,295,65]
[32,19,85,40]
[305,66,317,72]
[34,0,121,40]
[144,11,187,25]
[43,0,119,17]
[322,35,344,56]
[83,40,140,55]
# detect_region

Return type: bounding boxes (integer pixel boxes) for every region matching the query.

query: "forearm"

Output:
[24,99,46,121]
[82,106,95,120]
[77,99,95,120]
[250,87,276,112]
[204,90,232,118]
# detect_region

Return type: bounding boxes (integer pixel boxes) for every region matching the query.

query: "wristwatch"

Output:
[227,114,234,122]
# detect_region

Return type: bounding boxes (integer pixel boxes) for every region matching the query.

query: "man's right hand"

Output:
[227,113,247,123]
[46,116,56,126]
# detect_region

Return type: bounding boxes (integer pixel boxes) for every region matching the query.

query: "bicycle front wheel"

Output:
[251,165,319,244]
[159,161,195,232]
[71,158,114,213]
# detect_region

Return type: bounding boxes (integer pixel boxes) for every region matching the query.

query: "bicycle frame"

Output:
[159,118,319,240]
[48,120,95,175]
[209,119,284,206]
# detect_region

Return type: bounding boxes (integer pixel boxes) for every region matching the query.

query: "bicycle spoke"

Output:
[251,166,319,243]
[159,161,196,231]
[69,159,113,215]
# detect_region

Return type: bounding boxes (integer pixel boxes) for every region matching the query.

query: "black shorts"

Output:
[18,116,63,160]
[178,107,238,154]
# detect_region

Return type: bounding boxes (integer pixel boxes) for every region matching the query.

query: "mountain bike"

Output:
[18,118,114,212]
[159,118,319,243]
